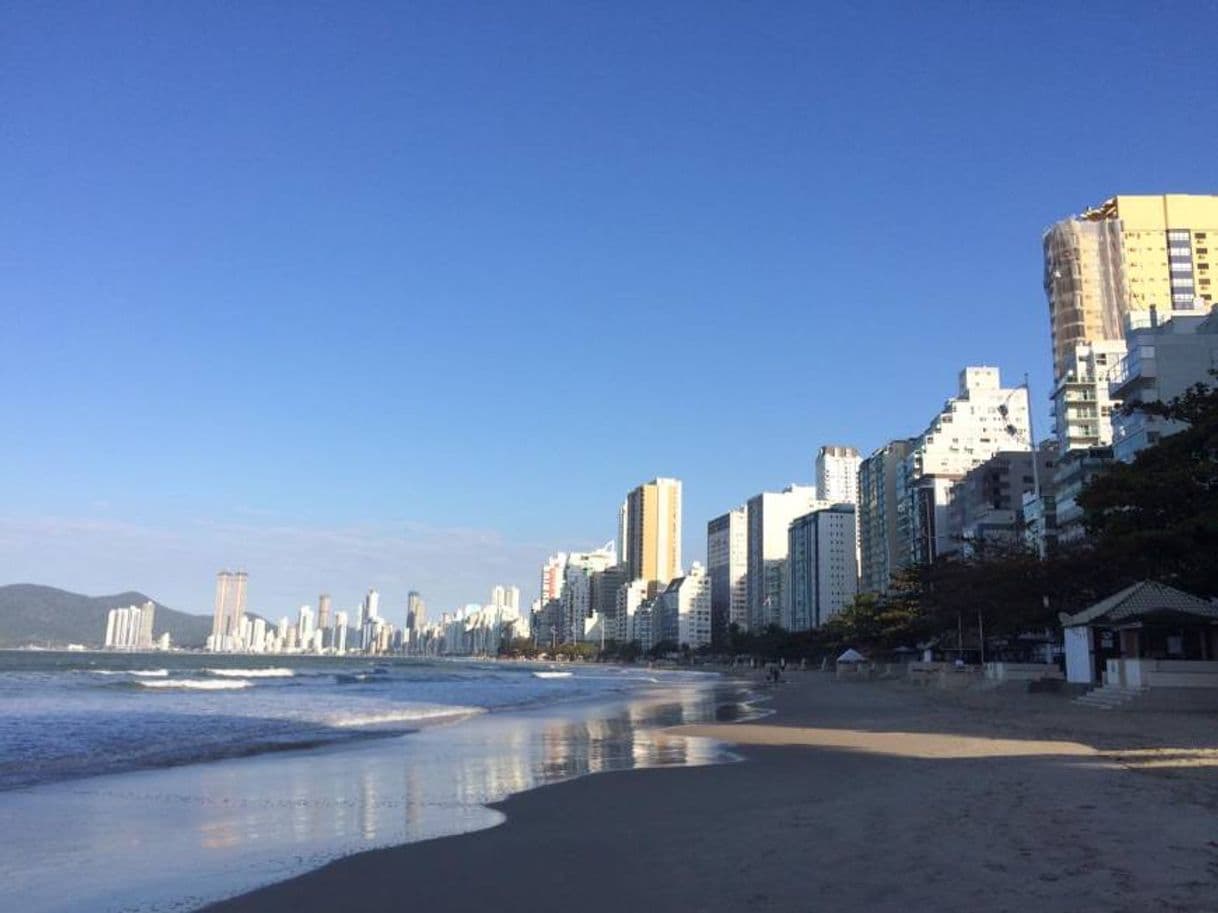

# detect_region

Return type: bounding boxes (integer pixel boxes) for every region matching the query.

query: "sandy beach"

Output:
[200,672,1218,913]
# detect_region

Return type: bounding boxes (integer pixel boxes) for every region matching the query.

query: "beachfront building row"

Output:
[846,195,1218,589]
[533,477,717,651]
[706,446,864,642]
[200,575,527,657]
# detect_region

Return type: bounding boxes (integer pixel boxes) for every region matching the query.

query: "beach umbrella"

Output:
[836,648,867,663]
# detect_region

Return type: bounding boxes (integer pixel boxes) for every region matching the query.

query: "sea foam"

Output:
[204,668,295,678]
[139,678,252,690]
[326,705,484,728]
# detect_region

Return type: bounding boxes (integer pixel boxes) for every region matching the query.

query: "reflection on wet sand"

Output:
[1,681,754,913]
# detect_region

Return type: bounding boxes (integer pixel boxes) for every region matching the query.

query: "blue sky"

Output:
[3,2,1216,621]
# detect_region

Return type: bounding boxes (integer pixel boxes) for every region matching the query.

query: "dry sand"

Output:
[200,673,1218,913]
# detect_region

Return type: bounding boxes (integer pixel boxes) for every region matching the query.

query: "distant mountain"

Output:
[0,584,213,648]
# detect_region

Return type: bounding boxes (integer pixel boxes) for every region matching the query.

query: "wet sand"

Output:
[200,672,1218,913]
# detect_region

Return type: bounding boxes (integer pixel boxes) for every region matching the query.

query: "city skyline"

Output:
[5,5,1218,613]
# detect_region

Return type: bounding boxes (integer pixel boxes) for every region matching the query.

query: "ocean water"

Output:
[0,651,754,913]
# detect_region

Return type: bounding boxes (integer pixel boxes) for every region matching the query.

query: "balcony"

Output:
[1109,345,1157,398]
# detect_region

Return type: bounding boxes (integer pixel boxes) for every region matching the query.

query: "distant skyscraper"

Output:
[298,604,314,648]
[491,585,520,613]
[317,593,332,632]
[746,485,825,630]
[815,445,861,505]
[623,477,682,595]
[707,506,748,642]
[406,591,425,631]
[358,589,380,651]
[137,600,155,649]
[210,570,248,651]
[787,505,859,631]
[334,611,349,653]
[858,439,915,593]
[103,600,157,650]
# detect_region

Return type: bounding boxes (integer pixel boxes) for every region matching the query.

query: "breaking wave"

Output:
[138,678,252,691]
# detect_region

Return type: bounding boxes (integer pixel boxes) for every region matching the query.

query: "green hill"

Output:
[0,584,213,648]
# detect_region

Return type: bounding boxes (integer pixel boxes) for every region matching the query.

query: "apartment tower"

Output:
[707,506,748,642]
[210,570,248,648]
[1043,194,1218,381]
[623,477,682,595]
[815,445,861,504]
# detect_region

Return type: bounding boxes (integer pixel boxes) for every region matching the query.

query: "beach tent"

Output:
[837,648,866,663]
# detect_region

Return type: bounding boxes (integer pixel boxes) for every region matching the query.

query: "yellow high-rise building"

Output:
[1043,193,1218,378]
[623,477,682,595]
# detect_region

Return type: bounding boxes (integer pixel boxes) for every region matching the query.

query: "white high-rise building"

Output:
[491,585,521,614]
[616,577,650,644]
[252,617,267,653]
[1052,340,1125,452]
[707,506,748,640]
[746,485,828,630]
[334,611,349,654]
[560,544,616,643]
[655,562,712,649]
[816,445,861,504]
[297,605,314,651]
[103,601,157,650]
[898,366,1032,565]
[358,589,380,651]
[535,552,569,647]
[788,505,859,630]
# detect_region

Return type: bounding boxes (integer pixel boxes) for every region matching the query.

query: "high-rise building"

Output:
[616,577,650,644]
[897,367,1031,566]
[787,506,858,631]
[490,585,520,614]
[104,601,158,650]
[707,506,748,643]
[560,544,617,643]
[947,446,1055,555]
[858,439,915,593]
[815,445,861,504]
[358,589,380,651]
[210,570,248,651]
[334,610,349,654]
[535,553,568,645]
[406,591,425,631]
[655,562,711,649]
[1043,194,1218,380]
[137,600,155,649]
[746,484,825,630]
[317,594,332,633]
[1110,309,1218,462]
[623,477,682,595]
[297,604,314,649]
[1052,340,1126,452]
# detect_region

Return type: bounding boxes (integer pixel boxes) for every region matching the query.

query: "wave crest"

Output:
[204,668,295,678]
[139,679,251,691]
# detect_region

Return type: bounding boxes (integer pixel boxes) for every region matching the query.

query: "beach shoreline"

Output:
[0,656,753,913]
[199,671,1218,913]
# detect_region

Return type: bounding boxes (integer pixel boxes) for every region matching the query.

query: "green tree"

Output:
[1079,377,1218,595]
